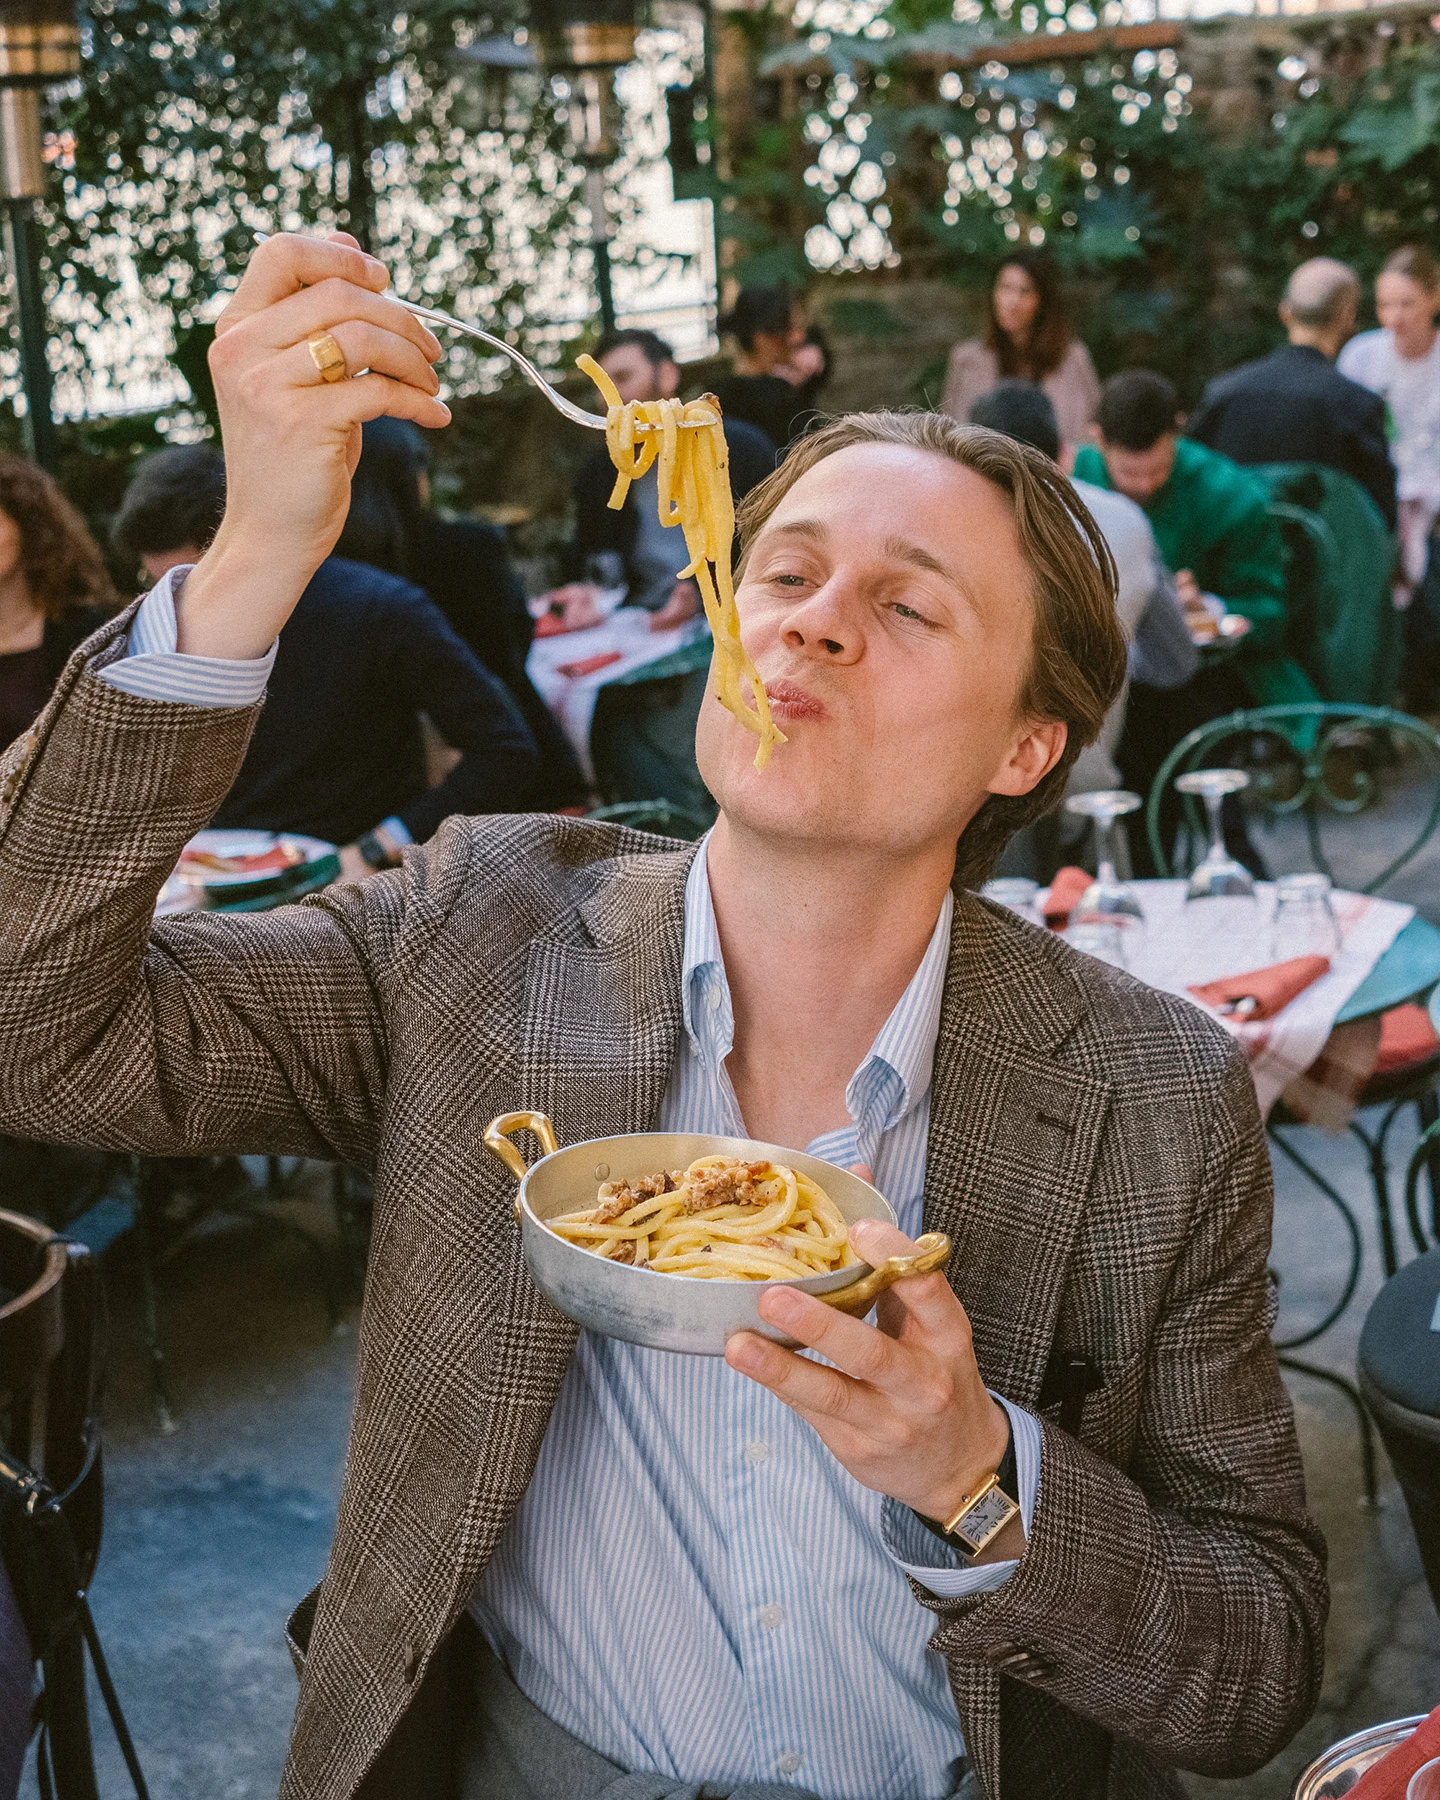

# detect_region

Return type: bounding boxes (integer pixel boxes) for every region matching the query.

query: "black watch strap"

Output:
[356,829,395,872]
[914,1412,1018,1553]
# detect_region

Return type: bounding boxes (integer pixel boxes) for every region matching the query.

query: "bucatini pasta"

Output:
[546,1154,858,1281]
[577,353,786,772]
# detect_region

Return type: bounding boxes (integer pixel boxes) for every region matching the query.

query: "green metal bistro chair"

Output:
[1147,703,1440,1504]
[587,799,711,843]
[1402,991,1440,1257]
[1254,463,1401,710]
[588,638,719,830]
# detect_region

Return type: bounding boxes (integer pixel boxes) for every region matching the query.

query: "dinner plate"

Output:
[158,830,340,915]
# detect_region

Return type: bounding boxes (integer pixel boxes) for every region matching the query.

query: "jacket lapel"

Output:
[925,891,1112,1405]
[451,842,694,1577]
[924,893,1113,1800]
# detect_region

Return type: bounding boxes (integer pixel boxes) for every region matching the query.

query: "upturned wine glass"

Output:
[1062,790,1145,932]
[1174,769,1255,900]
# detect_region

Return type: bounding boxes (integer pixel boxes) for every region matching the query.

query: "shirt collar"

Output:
[680,837,952,1132]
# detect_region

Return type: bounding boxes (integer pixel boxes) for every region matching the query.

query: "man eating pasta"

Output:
[0,235,1325,1800]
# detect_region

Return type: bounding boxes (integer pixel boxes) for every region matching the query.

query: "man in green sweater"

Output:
[1073,369,1307,871]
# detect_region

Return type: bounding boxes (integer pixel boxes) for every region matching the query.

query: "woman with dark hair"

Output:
[941,251,1099,461]
[710,282,830,450]
[0,450,116,749]
[336,419,585,806]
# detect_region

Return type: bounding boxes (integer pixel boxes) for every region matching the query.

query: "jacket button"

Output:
[402,1644,421,1684]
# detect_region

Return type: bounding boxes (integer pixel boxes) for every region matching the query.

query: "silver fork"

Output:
[251,232,705,433]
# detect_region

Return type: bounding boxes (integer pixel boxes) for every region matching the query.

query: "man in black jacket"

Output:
[112,447,539,878]
[540,329,778,631]
[1188,257,1397,528]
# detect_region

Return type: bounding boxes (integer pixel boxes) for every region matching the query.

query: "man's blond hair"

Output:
[734,412,1127,888]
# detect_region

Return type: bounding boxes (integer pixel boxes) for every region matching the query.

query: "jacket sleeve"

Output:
[380,586,540,843]
[1343,394,1399,532]
[1205,491,1289,651]
[915,1049,1327,1779]
[0,619,476,1168]
[940,340,992,424]
[1185,382,1221,448]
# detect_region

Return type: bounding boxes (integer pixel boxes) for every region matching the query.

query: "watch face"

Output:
[958,1487,1017,1552]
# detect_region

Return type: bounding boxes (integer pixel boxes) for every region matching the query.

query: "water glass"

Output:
[1408,1758,1440,1800]
[1062,918,1130,970]
[1270,872,1342,962]
[980,877,1043,926]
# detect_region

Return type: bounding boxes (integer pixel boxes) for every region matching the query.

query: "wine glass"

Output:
[1174,769,1254,900]
[1062,791,1145,931]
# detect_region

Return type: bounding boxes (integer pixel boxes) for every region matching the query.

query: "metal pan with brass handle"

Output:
[484,1110,952,1356]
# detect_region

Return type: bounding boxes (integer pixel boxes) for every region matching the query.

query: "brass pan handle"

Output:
[816,1231,952,1315]
[483,1111,560,1182]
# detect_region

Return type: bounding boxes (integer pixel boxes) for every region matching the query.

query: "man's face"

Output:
[1099,433,1176,506]
[696,442,1065,861]
[596,345,679,407]
[140,544,204,583]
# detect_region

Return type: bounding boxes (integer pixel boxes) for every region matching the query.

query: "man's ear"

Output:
[987,719,1068,799]
[660,361,682,400]
[1279,300,1295,331]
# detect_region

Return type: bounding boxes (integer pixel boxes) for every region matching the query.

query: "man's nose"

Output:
[779,580,860,662]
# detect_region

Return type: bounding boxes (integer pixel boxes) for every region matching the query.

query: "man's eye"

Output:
[892,602,929,622]
[773,573,808,587]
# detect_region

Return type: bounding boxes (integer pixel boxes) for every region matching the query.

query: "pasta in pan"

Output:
[546,1154,858,1282]
[577,353,786,772]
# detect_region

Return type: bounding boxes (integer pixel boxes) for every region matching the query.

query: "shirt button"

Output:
[706,984,722,1012]
[776,1751,803,1775]
[760,1603,786,1630]
[744,1440,770,1463]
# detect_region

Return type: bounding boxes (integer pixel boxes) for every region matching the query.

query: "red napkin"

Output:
[1345,1701,1440,1799]
[1187,954,1330,1021]
[1376,1002,1440,1075]
[557,650,624,679]
[1043,866,1093,928]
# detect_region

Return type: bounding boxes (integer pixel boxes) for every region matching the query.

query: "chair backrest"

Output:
[0,1210,106,1800]
[1145,701,1440,895]
[1253,462,1401,707]
[1403,992,1440,1255]
[587,799,710,842]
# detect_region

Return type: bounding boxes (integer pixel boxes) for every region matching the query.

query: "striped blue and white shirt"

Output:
[103,580,1042,1800]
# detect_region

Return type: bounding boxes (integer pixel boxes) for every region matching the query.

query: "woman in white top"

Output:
[940,250,1100,463]
[1338,244,1440,601]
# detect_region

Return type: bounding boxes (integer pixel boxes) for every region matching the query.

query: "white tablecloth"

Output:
[526,611,710,782]
[1115,880,1413,1117]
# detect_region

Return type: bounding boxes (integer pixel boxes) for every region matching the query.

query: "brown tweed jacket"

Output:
[0,611,1327,1800]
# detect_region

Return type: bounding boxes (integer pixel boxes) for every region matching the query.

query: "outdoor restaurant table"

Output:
[526,608,710,782]
[1060,879,1439,1120]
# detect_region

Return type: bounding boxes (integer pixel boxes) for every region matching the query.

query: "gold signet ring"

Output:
[307,333,348,383]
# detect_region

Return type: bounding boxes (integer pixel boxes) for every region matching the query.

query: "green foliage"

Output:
[27,0,587,422]
[727,3,1440,400]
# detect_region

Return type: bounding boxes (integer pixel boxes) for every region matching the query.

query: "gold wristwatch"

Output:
[931,1472,1022,1558]
[917,1421,1022,1559]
